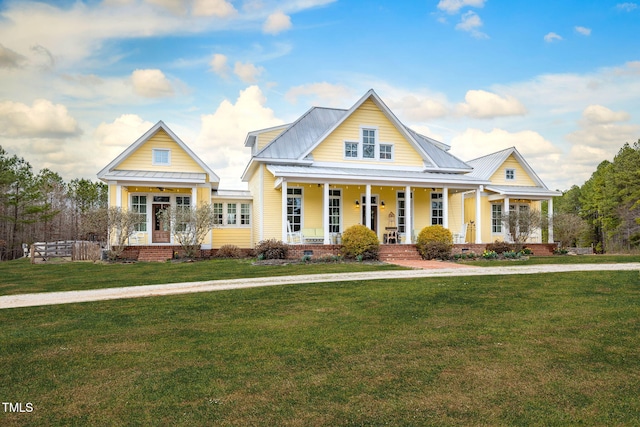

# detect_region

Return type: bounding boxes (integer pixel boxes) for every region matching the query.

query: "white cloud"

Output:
[544,32,563,42]
[457,90,527,118]
[450,128,561,162]
[210,53,231,78]
[0,99,80,138]
[233,61,264,83]
[285,82,355,107]
[390,94,450,120]
[455,11,488,38]
[131,69,175,98]
[0,43,26,68]
[196,86,284,189]
[437,0,485,14]
[263,11,292,35]
[575,26,591,36]
[192,0,237,17]
[566,105,639,149]
[616,3,638,12]
[94,114,154,148]
[581,104,630,124]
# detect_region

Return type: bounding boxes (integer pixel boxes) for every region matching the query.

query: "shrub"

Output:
[255,239,289,260]
[216,244,243,258]
[485,240,514,254]
[341,225,379,260]
[520,247,533,255]
[503,250,521,259]
[482,249,498,259]
[415,225,453,260]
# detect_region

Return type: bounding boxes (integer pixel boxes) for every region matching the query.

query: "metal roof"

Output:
[267,164,489,187]
[100,170,208,183]
[465,147,512,180]
[485,185,562,198]
[405,127,472,171]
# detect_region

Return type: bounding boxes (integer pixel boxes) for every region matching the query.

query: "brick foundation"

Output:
[286,244,341,259]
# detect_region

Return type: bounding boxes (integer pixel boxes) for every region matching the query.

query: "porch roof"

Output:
[486,185,562,199]
[100,169,208,184]
[267,164,489,187]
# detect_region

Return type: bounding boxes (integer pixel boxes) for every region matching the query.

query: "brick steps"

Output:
[137,247,174,262]
[378,244,421,261]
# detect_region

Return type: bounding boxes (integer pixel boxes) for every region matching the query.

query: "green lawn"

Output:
[1,271,639,426]
[0,258,405,296]
[464,254,640,267]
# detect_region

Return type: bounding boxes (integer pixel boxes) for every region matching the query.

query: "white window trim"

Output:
[213,201,252,228]
[430,192,444,226]
[342,126,394,161]
[130,194,149,232]
[328,189,342,234]
[152,148,171,166]
[505,168,516,180]
[287,187,304,232]
[491,203,503,234]
[379,143,394,161]
[344,141,359,159]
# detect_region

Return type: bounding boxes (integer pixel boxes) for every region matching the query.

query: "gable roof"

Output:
[466,147,549,189]
[97,120,219,183]
[250,89,471,172]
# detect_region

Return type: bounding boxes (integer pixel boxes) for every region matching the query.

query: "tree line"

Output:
[554,140,640,252]
[0,146,108,260]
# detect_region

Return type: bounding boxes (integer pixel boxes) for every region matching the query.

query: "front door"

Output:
[361,196,378,233]
[152,204,171,243]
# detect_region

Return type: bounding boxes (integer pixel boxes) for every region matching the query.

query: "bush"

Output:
[341,225,379,260]
[415,225,453,260]
[482,249,498,259]
[485,240,514,254]
[255,239,289,260]
[216,244,243,258]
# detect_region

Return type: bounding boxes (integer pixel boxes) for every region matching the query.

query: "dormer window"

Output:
[505,168,515,180]
[153,149,170,166]
[362,129,376,158]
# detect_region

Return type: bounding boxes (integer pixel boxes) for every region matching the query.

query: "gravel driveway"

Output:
[1,263,638,310]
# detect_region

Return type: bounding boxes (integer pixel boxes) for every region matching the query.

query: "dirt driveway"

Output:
[1,263,638,310]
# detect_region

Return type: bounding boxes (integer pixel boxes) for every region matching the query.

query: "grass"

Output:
[1,270,639,426]
[463,254,640,267]
[0,258,405,296]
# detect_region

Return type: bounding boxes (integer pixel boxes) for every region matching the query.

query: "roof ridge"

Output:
[468,146,514,163]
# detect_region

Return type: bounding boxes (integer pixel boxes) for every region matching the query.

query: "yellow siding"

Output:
[212,228,252,249]
[302,184,323,228]
[311,99,424,167]
[118,129,205,173]
[249,168,262,245]
[341,186,361,232]
[257,128,286,151]
[448,192,464,235]
[263,167,282,240]
[490,155,537,186]
[413,189,430,234]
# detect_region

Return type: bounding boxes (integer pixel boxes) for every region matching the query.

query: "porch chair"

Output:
[287,221,303,245]
[128,232,144,245]
[453,223,468,244]
[385,212,398,244]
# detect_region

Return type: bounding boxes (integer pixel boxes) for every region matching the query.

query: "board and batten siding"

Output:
[311,99,424,167]
[117,129,206,174]
[489,155,537,186]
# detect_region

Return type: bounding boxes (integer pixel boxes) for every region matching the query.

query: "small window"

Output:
[152,149,170,165]
[379,144,392,160]
[505,168,515,180]
[362,129,375,159]
[345,142,358,158]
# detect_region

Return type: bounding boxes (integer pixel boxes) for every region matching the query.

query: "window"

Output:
[329,189,341,233]
[213,203,223,225]
[492,204,502,233]
[379,144,392,160]
[397,191,413,234]
[431,192,443,225]
[240,203,251,225]
[131,195,147,231]
[176,196,190,231]
[227,203,237,225]
[506,168,515,180]
[345,142,358,158]
[152,149,170,165]
[287,188,303,232]
[362,129,376,158]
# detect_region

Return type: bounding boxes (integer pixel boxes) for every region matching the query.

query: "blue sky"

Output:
[0,0,639,190]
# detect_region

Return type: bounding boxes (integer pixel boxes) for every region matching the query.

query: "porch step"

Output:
[137,247,174,262]
[378,244,422,261]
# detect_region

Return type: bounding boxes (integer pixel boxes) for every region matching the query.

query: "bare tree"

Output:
[158,203,217,259]
[552,212,589,248]
[501,208,543,244]
[107,207,142,259]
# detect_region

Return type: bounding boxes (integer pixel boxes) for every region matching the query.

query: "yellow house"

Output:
[241,89,560,246]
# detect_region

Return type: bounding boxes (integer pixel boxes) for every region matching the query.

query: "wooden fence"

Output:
[30,241,102,263]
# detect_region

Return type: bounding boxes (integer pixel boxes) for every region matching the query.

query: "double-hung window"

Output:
[240,203,251,225]
[213,203,224,225]
[227,203,237,225]
[329,189,341,233]
[131,195,147,231]
[491,204,502,233]
[287,188,303,232]
[176,196,191,231]
[431,192,443,225]
[362,129,376,158]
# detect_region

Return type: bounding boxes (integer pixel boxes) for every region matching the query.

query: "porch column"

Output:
[116,184,122,208]
[475,185,483,244]
[504,197,510,240]
[548,198,554,243]
[191,187,197,207]
[365,184,371,229]
[281,180,288,242]
[442,186,449,230]
[405,185,412,244]
[323,183,330,244]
